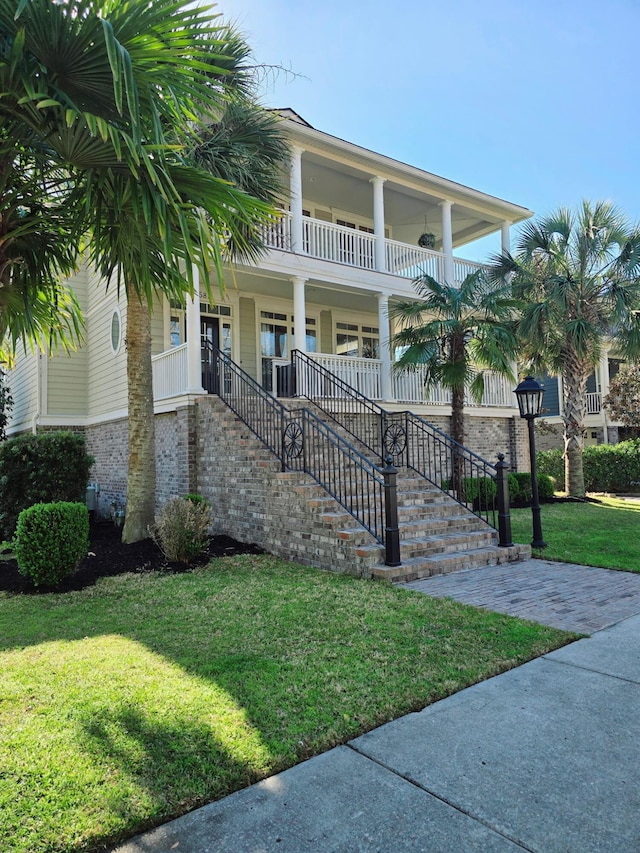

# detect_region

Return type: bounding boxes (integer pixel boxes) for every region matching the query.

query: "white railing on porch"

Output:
[453,257,486,281]
[152,343,188,400]
[586,391,602,414]
[308,354,513,408]
[393,369,451,405]
[305,219,376,270]
[385,239,445,281]
[262,212,487,282]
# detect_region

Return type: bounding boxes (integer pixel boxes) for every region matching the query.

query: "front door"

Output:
[201,317,219,392]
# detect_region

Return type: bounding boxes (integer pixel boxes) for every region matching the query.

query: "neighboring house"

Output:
[7,110,534,577]
[536,353,627,452]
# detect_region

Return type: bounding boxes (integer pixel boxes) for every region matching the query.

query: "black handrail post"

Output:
[383,454,401,567]
[495,452,513,547]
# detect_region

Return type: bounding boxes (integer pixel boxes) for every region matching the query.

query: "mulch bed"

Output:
[0,520,264,595]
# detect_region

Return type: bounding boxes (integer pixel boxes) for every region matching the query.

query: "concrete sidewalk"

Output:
[113,608,640,852]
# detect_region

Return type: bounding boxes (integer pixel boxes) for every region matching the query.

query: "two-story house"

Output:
[7,109,534,578]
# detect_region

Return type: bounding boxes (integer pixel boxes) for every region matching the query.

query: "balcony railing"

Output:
[154,345,513,410]
[152,344,188,400]
[586,391,602,414]
[262,212,486,282]
[301,354,513,407]
[385,238,445,280]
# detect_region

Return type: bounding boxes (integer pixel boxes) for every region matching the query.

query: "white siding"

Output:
[86,271,128,418]
[239,297,257,381]
[150,296,165,356]
[47,267,89,416]
[320,310,332,353]
[7,348,39,433]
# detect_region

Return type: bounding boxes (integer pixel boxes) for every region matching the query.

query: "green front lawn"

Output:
[511,495,640,571]
[0,554,574,853]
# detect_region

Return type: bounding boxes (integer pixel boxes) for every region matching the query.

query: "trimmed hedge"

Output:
[511,472,555,504]
[537,448,564,485]
[537,440,640,493]
[508,473,520,501]
[443,476,497,509]
[14,501,89,588]
[0,431,93,539]
[583,440,640,492]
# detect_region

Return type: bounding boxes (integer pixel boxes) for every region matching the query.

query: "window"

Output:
[260,311,317,390]
[110,309,121,353]
[170,315,182,348]
[336,322,379,359]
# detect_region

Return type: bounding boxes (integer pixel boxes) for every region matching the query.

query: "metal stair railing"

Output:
[202,342,401,565]
[287,349,513,546]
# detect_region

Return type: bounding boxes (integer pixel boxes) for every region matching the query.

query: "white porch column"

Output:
[290,145,304,254]
[501,221,511,255]
[378,292,395,402]
[292,276,308,353]
[186,264,204,393]
[440,200,454,283]
[370,176,387,272]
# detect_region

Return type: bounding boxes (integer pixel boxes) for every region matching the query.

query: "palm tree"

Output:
[391,271,519,452]
[489,201,640,497]
[2,0,287,541]
[0,125,83,364]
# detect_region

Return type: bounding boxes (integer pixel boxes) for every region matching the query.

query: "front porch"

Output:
[152,346,515,410]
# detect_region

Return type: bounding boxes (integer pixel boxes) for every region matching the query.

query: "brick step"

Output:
[304,492,467,518]
[332,511,485,543]
[395,514,489,538]
[399,529,498,559]
[354,528,498,563]
[370,543,531,583]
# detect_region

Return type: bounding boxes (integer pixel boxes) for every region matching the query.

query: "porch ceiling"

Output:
[224,269,381,314]
[298,154,507,247]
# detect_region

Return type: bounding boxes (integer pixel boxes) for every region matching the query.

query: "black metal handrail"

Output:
[288,349,511,538]
[202,342,400,563]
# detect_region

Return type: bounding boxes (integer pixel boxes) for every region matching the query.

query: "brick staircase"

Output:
[200,396,529,582]
[283,401,529,581]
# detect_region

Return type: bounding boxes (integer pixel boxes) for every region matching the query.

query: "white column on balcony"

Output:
[501,221,511,255]
[186,264,204,393]
[370,176,387,272]
[289,145,305,254]
[378,292,395,402]
[440,199,454,283]
[292,276,308,353]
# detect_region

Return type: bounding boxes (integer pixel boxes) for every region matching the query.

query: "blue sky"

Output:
[218,0,639,260]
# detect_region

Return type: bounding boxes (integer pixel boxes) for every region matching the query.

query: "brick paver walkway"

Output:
[403,559,640,633]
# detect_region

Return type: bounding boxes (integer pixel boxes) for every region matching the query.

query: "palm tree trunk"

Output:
[451,385,466,500]
[122,293,156,543]
[562,355,589,498]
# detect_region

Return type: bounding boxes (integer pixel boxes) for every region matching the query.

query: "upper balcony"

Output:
[263,211,486,283]
[260,111,533,289]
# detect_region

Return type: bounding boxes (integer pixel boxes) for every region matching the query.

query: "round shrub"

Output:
[14,501,90,588]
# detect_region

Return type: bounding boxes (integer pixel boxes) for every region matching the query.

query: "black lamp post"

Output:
[514,376,547,549]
